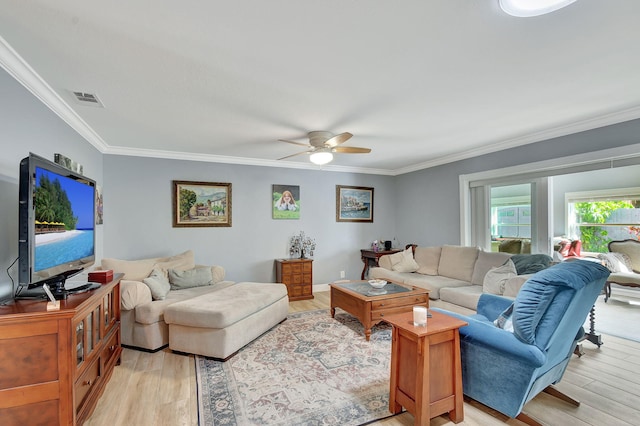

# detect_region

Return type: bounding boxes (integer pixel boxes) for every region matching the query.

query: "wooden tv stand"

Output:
[0,274,122,425]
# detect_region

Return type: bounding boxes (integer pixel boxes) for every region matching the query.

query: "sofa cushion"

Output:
[392,247,420,273]
[134,281,236,325]
[369,267,420,285]
[471,251,513,285]
[437,245,479,282]
[483,259,517,295]
[169,267,213,290]
[414,246,441,275]
[164,282,288,329]
[439,285,483,311]
[405,274,470,300]
[143,268,171,300]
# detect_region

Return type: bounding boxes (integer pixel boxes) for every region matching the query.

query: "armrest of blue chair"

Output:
[431,308,546,367]
[476,293,514,322]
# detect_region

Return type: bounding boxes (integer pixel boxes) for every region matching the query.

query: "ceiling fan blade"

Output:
[279,139,312,148]
[324,132,353,147]
[332,146,371,154]
[277,150,311,160]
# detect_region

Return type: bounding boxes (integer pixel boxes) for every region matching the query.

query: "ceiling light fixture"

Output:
[309,151,333,165]
[499,0,578,17]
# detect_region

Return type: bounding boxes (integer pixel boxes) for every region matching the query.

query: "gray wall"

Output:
[102,155,397,284]
[394,120,640,248]
[0,69,103,301]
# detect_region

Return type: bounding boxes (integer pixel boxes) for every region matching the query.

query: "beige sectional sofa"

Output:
[101,250,289,359]
[369,245,530,315]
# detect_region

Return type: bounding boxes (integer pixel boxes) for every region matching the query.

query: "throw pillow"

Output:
[494,303,514,332]
[168,267,213,290]
[153,250,196,276]
[143,268,171,300]
[483,259,517,295]
[100,257,158,281]
[597,252,632,273]
[387,250,405,267]
[392,247,420,273]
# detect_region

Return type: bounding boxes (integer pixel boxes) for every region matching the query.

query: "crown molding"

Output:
[103,145,396,175]
[396,105,640,175]
[0,36,109,152]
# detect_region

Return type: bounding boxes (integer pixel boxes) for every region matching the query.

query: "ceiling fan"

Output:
[278,131,371,165]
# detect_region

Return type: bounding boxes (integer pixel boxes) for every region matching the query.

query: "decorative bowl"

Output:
[368,279,387,289]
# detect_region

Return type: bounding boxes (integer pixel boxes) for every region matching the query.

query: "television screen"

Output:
[33,166,95,273]
[18,153,96,292]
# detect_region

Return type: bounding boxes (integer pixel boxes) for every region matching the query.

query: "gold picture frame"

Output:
[172,180,232,227]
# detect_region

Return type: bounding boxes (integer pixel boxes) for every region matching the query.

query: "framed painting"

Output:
[336,185,374,223]
[173,180,232,227]
[273,184,300,219]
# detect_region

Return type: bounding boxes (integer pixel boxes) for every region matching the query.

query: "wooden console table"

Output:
[360,248,402,279]
[384,310,467,425]
[0,274,122,425]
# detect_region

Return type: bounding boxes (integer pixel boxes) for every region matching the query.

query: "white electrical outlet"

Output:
[340,270,345,278]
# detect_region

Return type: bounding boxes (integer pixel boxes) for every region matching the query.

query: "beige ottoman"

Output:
[164,282,289,360]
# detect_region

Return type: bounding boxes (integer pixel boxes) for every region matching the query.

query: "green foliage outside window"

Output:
[575,201,634,252]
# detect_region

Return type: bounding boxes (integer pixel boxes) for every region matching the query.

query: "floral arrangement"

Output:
[289,231,316,259]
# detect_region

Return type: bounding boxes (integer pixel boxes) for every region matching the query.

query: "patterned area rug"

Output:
[195,309,394,425]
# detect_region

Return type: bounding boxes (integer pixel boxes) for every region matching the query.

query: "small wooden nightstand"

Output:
[275,258,314,301]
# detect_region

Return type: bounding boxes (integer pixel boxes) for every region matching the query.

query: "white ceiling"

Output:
[1,1,640,175]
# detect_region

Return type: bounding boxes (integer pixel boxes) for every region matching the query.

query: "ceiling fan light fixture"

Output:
[499,0,578,17]
[309,151,333,165]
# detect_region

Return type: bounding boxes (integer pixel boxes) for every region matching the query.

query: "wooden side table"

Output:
[384,310,468,425]
[360,248,402,279]
[275,258,314,301]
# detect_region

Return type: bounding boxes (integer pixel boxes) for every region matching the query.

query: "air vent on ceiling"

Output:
[71,91,104,107]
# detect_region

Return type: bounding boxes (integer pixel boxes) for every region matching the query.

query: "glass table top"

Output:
[333,281,411,297]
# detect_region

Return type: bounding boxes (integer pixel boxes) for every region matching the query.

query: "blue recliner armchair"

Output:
[432,260,610,424]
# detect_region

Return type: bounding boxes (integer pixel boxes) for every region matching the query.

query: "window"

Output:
[566,188,640,253]
[491,184,532,240]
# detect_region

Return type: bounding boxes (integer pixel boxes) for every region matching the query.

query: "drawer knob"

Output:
[380,313,384,317]
[84,380,92,386]
[110,345,116,351]
[379,303,384,307]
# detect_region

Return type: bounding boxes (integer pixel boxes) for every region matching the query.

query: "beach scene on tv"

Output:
[34,167,94,272]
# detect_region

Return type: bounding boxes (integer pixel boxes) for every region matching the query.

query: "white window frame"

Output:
[460,143,640,255]
[565,187,640,240]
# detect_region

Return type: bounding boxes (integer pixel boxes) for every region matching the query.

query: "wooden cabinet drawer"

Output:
[74,357,100,413]
[101,327,120,371]
[371,294,428,311]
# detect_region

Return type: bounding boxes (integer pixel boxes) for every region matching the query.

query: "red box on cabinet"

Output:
[88,269,114,283]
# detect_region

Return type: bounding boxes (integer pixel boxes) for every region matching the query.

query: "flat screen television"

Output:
[17,153,96,299]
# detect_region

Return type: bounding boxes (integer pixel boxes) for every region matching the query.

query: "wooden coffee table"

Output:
[329,280,429,341]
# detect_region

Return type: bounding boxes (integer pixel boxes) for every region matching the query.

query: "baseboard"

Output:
[313,283,330,292]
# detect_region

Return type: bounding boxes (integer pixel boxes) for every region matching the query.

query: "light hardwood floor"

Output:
[86,292,640,425]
